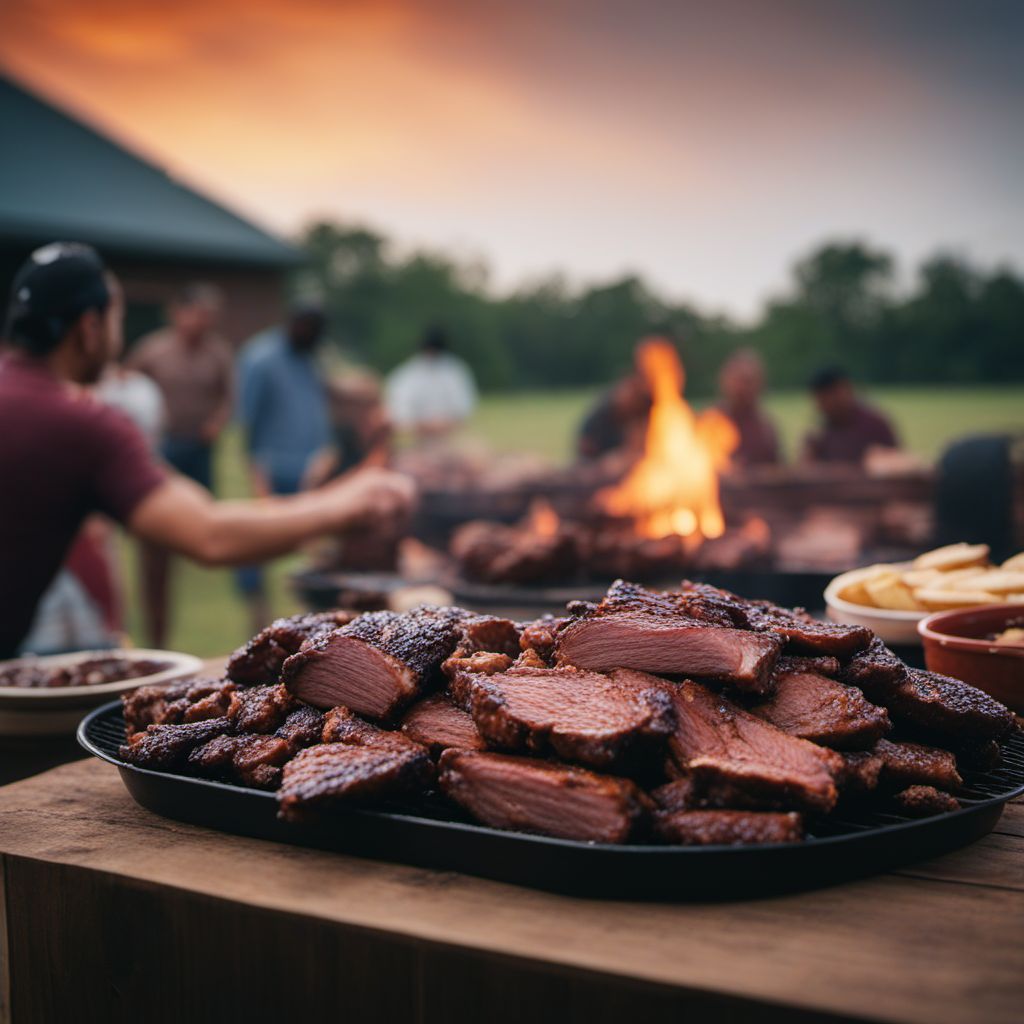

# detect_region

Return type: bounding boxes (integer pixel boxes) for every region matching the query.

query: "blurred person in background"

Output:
[385,327,477,440]
[803,366,900,465]
[0,243,414,661]
[576,342,655,461]
[235,304,333,630]
[19,358,165,654]
[715,348,780,468]
[128,282,233,646]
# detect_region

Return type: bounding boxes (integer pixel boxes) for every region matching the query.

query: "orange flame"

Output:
[598,339,738,540]
[526,498,561,538]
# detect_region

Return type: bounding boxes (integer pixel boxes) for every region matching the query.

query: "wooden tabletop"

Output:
[1,757,1022,1024]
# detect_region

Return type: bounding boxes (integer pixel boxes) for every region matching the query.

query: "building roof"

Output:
[0,75,301,268]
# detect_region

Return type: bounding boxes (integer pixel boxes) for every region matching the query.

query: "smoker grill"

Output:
[80,703,1023,901]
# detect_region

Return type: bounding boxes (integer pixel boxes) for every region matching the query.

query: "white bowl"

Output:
[824,565,925,647]
[0,648,205,736]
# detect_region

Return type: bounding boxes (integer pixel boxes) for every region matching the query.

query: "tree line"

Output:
[297,221,1024,395]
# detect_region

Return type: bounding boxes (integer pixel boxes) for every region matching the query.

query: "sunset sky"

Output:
[2,0,1022,316]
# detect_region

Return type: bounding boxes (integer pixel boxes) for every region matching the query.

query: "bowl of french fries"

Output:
[825,544,1024,646]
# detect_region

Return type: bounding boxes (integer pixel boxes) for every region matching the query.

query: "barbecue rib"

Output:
[891,785,961,817]
[665,680,841,813]
[875,738,963,791]
[399,693,485,757]
[226,610,355,686]
[750,666,890,749]
[278,741,434,822]
[122,678,235,738]
[281,607,518,720]
[555,582,781,693]
[120,717,231,770]
[448,664,674,771]
[654,809,803,846]
[438,749,647,844]
[227,684,296,734]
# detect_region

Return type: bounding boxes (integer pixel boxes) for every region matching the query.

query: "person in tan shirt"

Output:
[127,283,234,646]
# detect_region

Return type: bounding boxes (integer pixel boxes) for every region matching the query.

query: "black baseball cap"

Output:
[5,242,111,355]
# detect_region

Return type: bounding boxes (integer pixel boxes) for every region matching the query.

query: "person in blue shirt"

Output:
[235,303,333,628]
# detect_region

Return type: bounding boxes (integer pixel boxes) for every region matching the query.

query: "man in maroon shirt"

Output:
[0,243,413,659]
[802,366,900,464]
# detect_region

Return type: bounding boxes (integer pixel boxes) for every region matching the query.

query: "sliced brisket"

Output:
[188,733,292,789]
[399,693,485,757]
[122,677,236,738]
[120,717,231,770]
[278,741,434,822]
[555,584,781,694]
[654,809,803,846]
[438,749,647,844]
[834,749,885,797]
[750,667,890,749]
[875,738,963,791]
[665,680,841,813]
[282,607,516,720]
[227,683,296,734]
[226,610,355,686]
[274,706,326,754]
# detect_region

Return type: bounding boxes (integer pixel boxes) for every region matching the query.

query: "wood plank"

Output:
[0,858,10,1024]
[0,759,1022,1024]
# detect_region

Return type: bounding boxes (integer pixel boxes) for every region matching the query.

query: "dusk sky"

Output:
[2,0,1022,317]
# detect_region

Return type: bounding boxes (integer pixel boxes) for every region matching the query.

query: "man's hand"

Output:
[325,466,416,531]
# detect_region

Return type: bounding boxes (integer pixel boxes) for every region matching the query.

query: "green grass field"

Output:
[121,385,1024,656]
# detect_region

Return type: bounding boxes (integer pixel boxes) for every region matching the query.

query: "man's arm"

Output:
[128,467,414,566]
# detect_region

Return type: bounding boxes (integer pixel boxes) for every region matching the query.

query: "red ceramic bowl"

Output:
[918,604,1024,713]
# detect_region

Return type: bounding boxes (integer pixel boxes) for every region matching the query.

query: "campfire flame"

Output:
[526,497,561,538]
[598,339,738,540]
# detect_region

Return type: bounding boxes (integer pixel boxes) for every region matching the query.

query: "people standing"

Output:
[802,366,900,464]
[235,305,334,630]
[716,348,780,468]
[0,242,414,660]
[128,283,233,646]
[385,327,477,439]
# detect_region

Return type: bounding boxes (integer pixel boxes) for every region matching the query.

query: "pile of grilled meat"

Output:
[119,580,1017,846]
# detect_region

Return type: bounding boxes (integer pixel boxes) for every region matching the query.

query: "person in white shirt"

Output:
[385,327,477,439]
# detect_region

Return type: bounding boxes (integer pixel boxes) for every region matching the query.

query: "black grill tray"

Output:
[79,702,1024,901]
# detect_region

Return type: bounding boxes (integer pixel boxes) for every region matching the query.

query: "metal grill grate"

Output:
[83,705,1024,842]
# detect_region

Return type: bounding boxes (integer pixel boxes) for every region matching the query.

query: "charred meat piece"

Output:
[875,738,963,791]
[677,581,872,657]
[449,665,673,771]
[275,706,325,754]
[834,749,884,797]
[320,706,424,753]
[227,684,296,734]
[399,693,485,757]
[665,680,841,813]
[122,678,235,738]
[839,637,907,693]
[750,668,890,749]
[442,650,514,680]
[878,669,1015,744]
[650,777,701,813]
[188,733,292,789]
[438,749,647,844]
[226,610,355,686]
[891,785,961,817]
[518,617,564,663]
[451,519,579,585]
[654,809,803,846]
[120,717,231,770]
[278,741,433,822]
[282,607,509,720]
[955,738,1003,772]
[776,654,841,678]
[555,585,781,694]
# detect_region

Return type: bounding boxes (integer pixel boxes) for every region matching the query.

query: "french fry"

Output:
[912,542,990,573]
[994,628,1024,646]
[899,568,944,589]
[837,565,898,606]
[924,567,989,591]
[914,588,1001,610]
[947,570,1024,594]
[864,576,923,611]
[999,552,1024,572]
